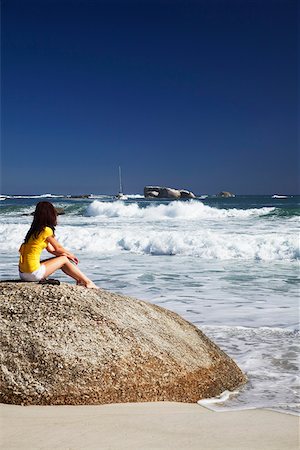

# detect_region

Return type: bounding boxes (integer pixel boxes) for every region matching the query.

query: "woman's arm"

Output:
[46,241,57,255]
[46,236,79,264]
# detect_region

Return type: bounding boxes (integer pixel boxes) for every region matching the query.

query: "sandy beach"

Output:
[0,401,298,450]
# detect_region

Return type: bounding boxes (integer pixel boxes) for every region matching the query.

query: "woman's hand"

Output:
[60,251,79,265]
[66,253,79,265]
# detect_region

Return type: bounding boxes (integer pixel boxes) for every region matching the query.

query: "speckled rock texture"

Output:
[0,282,246,405]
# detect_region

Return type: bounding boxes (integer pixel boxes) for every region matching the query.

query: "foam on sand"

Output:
[198,389,240,406]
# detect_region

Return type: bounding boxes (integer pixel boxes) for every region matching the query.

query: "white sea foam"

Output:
[6,194,65,199]
[86,200,275,220]
[198,390,239,406]
[126,194,144,199]
[1,221,298,261]
[201,325,300,412]
[272,195,289,199]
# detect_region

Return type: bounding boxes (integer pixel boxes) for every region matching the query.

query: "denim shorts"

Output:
[19,264,46,282]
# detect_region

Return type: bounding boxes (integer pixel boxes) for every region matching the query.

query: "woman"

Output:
[19,201,98,288]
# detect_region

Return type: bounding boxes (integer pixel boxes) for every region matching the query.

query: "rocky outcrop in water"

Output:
[24,207,65,216]
[69,195,91,199]
[217,191,235,198]
[0,282,246,405]
[144,186,196,199]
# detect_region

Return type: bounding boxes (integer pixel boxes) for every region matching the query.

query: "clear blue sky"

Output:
[1,0,298,195]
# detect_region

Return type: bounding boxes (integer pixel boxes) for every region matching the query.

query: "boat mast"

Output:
[119,166,123,194]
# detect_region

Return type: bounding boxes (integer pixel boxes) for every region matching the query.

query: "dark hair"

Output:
[25,201,57,243]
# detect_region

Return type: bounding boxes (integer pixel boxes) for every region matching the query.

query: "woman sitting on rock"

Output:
[19,201,97,288]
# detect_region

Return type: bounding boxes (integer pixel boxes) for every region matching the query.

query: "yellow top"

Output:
[19,226,53,273]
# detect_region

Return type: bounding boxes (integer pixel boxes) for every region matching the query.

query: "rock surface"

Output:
[0,282,246,406]
[217,191,235,198]
[144,186,181,199]
[179,189,196,199]
[144,186,195,199]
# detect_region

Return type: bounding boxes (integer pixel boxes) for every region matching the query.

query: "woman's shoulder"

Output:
[41,226,54,237]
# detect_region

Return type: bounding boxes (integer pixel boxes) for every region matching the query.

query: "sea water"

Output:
[0,194,299,413]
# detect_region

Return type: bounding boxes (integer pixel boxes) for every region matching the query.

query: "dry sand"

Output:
[0,401,299,450]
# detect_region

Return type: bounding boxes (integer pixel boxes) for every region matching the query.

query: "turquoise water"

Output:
[0,194,299,412]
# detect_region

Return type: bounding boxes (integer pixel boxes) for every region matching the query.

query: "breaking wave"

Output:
[1,223,298,261]
[86,200,275,220]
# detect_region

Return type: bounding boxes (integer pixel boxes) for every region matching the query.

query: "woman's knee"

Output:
[61,256,69,265]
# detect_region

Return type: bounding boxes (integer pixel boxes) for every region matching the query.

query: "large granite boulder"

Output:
[0,282,246,405]
[144,186,195,199]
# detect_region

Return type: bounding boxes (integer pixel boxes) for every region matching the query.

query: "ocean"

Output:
[0,193,299,413]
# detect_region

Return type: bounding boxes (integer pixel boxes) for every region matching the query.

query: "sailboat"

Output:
[115,166,128,200]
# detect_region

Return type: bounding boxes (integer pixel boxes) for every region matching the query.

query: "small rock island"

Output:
[0,282,246,405]
[144,186,196,199]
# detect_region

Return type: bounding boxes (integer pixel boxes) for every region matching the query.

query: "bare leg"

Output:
[41,256,97,288]
[60,262,97,288]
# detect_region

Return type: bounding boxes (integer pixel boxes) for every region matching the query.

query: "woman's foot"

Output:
[77,279,98,289]
[86,281,99,289]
